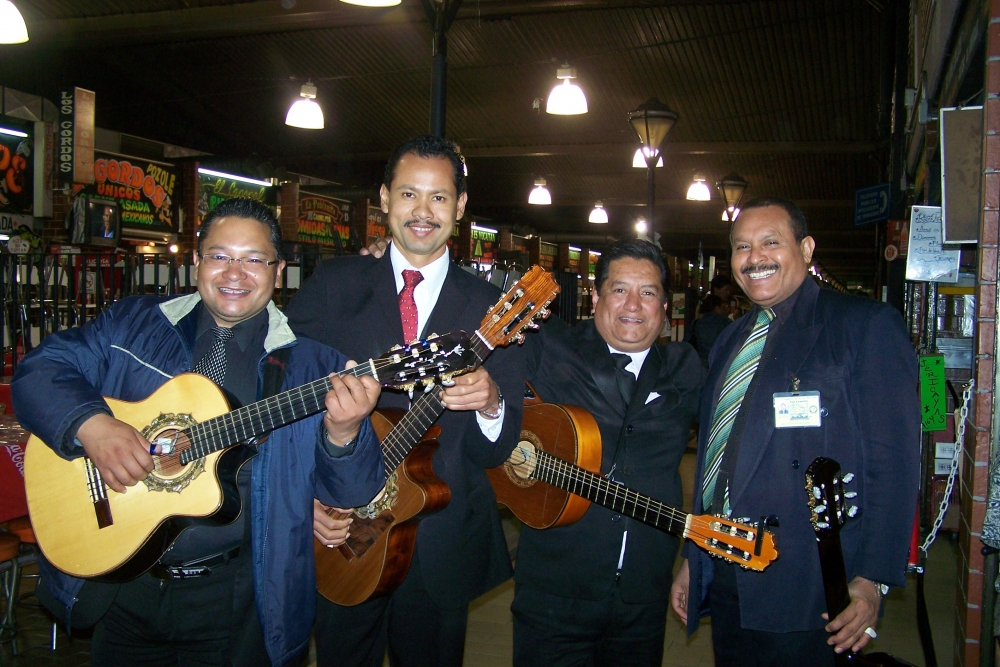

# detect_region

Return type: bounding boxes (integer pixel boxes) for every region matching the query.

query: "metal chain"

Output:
[920,378,975,555]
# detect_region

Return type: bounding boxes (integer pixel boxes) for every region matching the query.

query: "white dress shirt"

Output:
[389,242,505,441]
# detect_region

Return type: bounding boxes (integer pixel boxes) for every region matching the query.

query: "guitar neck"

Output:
[530,448,688,536]
[380,333,494,471]
[180,359,379,464]
[817,531,852,629]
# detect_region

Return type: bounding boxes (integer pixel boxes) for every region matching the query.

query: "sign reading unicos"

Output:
[78,153,178,232]
[298,194,351,246]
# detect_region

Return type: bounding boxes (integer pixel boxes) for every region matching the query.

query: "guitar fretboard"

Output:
[529,448,688,536]
[380,333,493,471]
[179,360,378,464]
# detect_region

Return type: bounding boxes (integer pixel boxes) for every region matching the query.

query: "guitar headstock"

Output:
[804,457,858,538]
[374,331,479,392]
[687,515,779,571]
[478,266,560,348]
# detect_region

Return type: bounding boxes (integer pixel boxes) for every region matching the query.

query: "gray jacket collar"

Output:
[158,293,296,353]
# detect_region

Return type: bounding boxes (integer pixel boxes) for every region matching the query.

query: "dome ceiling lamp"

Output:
[589,201,608,223]
[0,1,29,44]
[627,98,678,237]
[528,177,552,205]
[285,81,325,130]
[717,172,748,222]
[546,63,588,115]
[685,173,711,201]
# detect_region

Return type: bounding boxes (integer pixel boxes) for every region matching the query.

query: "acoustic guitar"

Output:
[487,403,779,571]
[315,266,560,605]
[24,332,477,582]
[805,457,913,666]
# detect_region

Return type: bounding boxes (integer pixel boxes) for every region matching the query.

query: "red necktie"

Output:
[399,269,424,343]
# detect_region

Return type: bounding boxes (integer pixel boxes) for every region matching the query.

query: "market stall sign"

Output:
[919,353,947,431]
[58,88,95,187]
[298,194,351,246]
[0,125,33,224]
[366,206,387,246]
[198,172,276,226]
[78,153,177,233]
[538,242,557,271]
[471,227,496,262]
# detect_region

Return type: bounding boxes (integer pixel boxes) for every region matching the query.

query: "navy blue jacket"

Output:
[12,293,385,665]
[684,278,920,634]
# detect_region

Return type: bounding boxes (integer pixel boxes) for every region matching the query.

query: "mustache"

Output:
[741,263,779,275]
[403,219,441,229]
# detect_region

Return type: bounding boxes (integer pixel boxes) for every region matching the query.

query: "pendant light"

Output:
[285,81,324,130]
[632,147,663,168]
[339,0,400,5]
[528,178,552,205]
[546,64,588,115]
[722,207,740,221]
[589,201,608,223]
[686,173,711,201]
[0,1,28,44]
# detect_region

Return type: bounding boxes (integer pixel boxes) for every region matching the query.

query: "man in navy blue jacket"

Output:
[670,197,919,666]
[13,198,385,666]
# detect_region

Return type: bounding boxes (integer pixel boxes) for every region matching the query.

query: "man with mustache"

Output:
[286,135,525,667]
[670,197,919,665]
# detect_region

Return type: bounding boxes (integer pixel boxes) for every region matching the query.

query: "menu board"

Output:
[471,227,497,262]
[538,242,557,271]
[198,171,276,227]
[510,234,529,253]
[566,247,581,272]
[904,206,959,283]
[366,206,388,246]
[79,152,178,233]
[298,193,351,246]
[0,125,34,237]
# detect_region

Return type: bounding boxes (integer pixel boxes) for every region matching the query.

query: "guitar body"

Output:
[24,374,244,581]
[315,409,450,606]
[486,402,602,529]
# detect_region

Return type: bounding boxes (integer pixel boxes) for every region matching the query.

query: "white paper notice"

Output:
[905,206,960,283]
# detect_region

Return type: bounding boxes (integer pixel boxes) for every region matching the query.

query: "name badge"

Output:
[773,391,822,428]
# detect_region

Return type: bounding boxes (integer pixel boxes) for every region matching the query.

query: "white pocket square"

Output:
[645,392,661,405]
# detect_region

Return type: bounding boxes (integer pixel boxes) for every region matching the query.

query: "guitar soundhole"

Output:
[151,429,195,476]
[141,413,204,493]
[503,436,539,488]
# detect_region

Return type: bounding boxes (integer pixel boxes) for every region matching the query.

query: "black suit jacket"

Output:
[685,278,920,634]
[516,318,704,604]
[286,253,525,607]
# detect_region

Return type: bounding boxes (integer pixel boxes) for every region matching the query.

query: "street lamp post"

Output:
[717,172,748,223]
[627,98,678,239]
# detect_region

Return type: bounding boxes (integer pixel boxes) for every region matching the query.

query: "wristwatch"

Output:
[864,578,889,599]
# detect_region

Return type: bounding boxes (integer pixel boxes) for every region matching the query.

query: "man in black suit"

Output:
[513,240,705,666]
[671,197,919,665]
[285,135,524,667]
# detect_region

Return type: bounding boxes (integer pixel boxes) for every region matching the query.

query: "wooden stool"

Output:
[2,518,34,546]
[0,532,22,662]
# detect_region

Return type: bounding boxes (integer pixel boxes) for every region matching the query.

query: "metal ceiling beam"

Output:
[468,198,857,207]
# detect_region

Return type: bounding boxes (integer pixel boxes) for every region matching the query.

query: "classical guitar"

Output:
[315,266,560,606]
[805,457,913,667]
[24,332,478,582]
[486,403,779,571]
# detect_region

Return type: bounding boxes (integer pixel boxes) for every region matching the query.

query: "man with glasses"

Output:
[13,197,385,666]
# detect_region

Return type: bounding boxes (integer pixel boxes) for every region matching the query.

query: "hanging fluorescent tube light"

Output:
[0,126,28,138]
[0,1,28,44]
[198,168,273,188]
[589,201,608,223]
[546,64,588,115]
[285,81,325,130]
[686,173,711,201]
[528,177,552,205]
[632,147,663,168]
[471,224,498,234]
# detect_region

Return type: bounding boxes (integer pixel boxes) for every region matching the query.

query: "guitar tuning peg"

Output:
[813,504,827,514]
[847,506,859,518]
[844,491,857,499]
[390,345,402,351]
[528,322,540,330]
[812,487,822,499]
[540,308,551,318]
[515,333,525,344]
[816,521,830,529]
[842,472,855,483]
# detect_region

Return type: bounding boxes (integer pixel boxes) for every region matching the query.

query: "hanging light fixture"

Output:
[632,147,663,168]
[589,201,608,224]
[0,1,28,43]
[635,219,648,235]
[546,64,588,115]
[285,81,324,130]
[339,0,400,5]
[722,206,741,222]
[717,172,748,220]
[528,177,551,205]
[686,173,711,201]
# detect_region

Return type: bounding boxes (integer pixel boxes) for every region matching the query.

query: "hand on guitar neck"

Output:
[823,576,882,655]
[322,360,382,446]
[438,367,502,416]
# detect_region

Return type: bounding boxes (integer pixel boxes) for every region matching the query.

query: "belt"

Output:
[149,546,242,580]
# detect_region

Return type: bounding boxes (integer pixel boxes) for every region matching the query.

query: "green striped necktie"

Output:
[701,307,775,516]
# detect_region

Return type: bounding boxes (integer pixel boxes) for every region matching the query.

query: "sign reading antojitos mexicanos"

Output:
[298,194,351,246]
[78,153,178,233]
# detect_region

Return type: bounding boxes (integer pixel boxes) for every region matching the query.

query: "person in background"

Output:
[685,294,732,366]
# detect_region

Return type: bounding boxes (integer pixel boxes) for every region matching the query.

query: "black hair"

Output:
[710,274,730,291]
[383,135,467,196]
[198,197,284,261]
[737,196,809,243]
[594,239,667,301]
[699,294,722,314]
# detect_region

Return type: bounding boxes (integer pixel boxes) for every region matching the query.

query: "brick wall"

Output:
[279,181,299,242]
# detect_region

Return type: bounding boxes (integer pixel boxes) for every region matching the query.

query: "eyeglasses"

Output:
[199,253,279,274]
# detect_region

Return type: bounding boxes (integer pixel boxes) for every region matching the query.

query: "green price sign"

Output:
[919,353,947,432]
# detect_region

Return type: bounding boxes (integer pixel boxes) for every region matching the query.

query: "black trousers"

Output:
[314,551,469,667]
[709,561,835,667]
[89,552,271,667]
[511,581,668,667]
